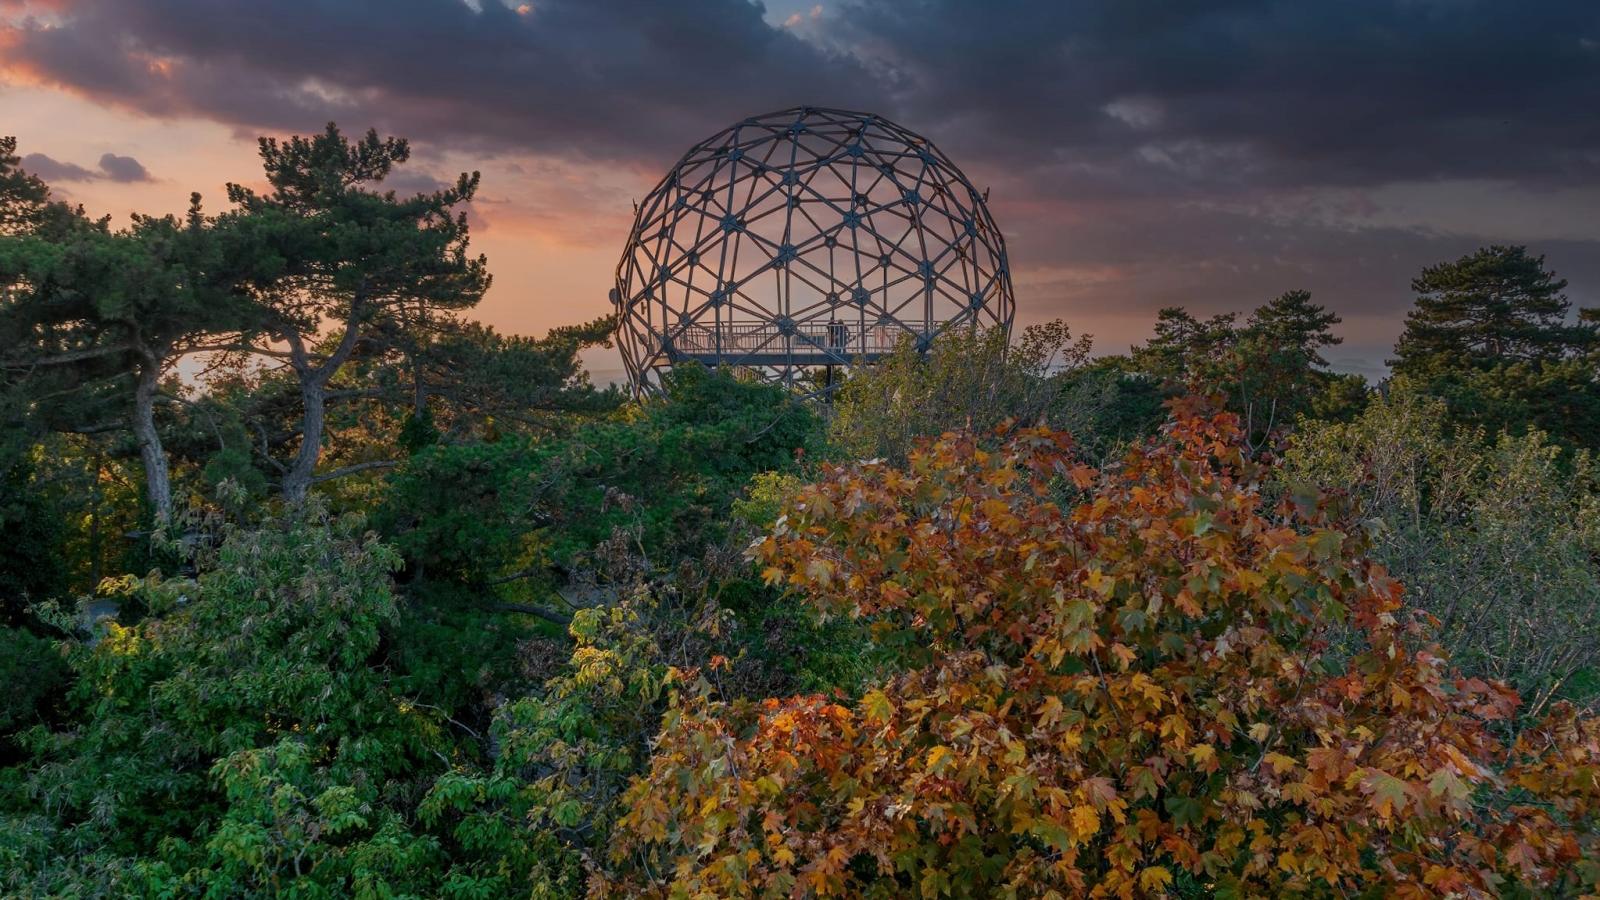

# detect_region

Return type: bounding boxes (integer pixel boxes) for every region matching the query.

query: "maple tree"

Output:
[609,401,1600,897]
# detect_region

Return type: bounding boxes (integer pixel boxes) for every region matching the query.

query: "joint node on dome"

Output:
[611,106,1015,396]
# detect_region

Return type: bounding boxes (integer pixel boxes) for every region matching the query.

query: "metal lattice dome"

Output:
[611,106,1014,394]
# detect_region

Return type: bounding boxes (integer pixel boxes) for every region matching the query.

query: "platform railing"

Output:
[670,321,916,358]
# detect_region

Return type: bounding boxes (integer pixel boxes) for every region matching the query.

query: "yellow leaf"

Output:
[980,497,1011,520]
[1264,752,1298,776]
[1038,694,1065,726]
[1281,781,1316,804]
[861,689,895,726]
[804,557,835,584]
[1109,642,1137,669]
[1070,804,1100,840]
[1086,567,1116,597]
[1138,865,1173,892]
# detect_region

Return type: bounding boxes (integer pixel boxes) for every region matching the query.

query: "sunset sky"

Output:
[3,0,1597,382]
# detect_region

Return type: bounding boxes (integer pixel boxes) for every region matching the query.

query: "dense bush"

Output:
[0,417,871,898]
[612,407,1600,897]
[0,626,69,754]
[0,511,454,895]
[0,452,68,623]
[830,321,1166,465]
[379,365,820,583]
[1282,385,1600,716]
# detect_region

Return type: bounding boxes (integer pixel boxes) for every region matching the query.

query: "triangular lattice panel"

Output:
[613,107,1015,394]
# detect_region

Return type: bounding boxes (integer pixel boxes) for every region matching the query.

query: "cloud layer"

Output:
[20,149,152,182]
[3,0,1597,366]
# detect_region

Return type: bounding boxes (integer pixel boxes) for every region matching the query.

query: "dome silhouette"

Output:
[611,106,1014,394]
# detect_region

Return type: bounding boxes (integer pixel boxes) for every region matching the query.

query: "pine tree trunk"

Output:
[132,358,173,523]
[281,378,324,504]
[279,293,365,505]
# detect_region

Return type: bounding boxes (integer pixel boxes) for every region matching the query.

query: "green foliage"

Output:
[0,451,68,623]
[186,737,447,898]
[830,321,1159,464]
[1,180,262,521]
[0,511,457,895]
[1401,355,1600,450]
[376,438,548,583]
[223,123,490,323]
[1283,385,1600,716]
[1049,361,1171,463]
[409,317,622,439]
[386,580,543,718]
[555,364,819,560]
[0,136,51,235]
[0,626,69,752]
[416,533,886,897]
[1130,291,1364,442]
[31,436,147,597]
[1390,246,1600,449]
[0,135,86,238]
[218,123,492,502]
[417,598,675,896]
[1129,306,1239,383]
[378,364,820,589]
[1393,245,1593,373]
[8,128,1600,900]
[728,471,891,693]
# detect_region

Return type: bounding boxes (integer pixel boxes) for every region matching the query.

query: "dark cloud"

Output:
[825,1,1600,189]
[97,151,151,182]
[377,169,449,195]
[6,0,1596,186]
[1010,200,1600,344]
[21,152,97,181]
[19,149,153,182]
[4,0,1597,373]
[4,1,1593,187]
[1,0,884,162]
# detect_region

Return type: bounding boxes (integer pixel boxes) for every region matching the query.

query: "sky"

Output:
[2,0,1597,383]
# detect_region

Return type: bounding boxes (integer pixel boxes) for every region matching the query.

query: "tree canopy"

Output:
[1393,245,1593,373]
[2,124,1598,899]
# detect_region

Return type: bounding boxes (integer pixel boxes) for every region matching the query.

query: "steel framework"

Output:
[612,106,1014,394]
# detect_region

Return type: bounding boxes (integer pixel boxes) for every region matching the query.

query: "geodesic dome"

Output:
[611,106,1014,394]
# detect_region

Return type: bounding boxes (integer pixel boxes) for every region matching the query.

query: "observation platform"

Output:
[661,321,922,367]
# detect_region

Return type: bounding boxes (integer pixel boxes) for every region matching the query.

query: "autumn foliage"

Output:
[609,401,1600,897]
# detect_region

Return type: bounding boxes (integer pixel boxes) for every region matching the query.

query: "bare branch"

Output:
[307,459,399,484]
[490,602,573,627]
[0,341,133,368]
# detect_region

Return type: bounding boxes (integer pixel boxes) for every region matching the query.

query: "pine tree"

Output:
[222,124,490,502]
[1246,288,1342,370]
[1392,245,1593,374]
[1390,246,1600,449]
[2,143,248,522]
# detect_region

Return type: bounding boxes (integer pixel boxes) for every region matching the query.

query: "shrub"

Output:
[1282,387,1600,716]
[611,402,1600,897]
[1,511,456,895]
[829,321,1160,465]
[0,626,68,752]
